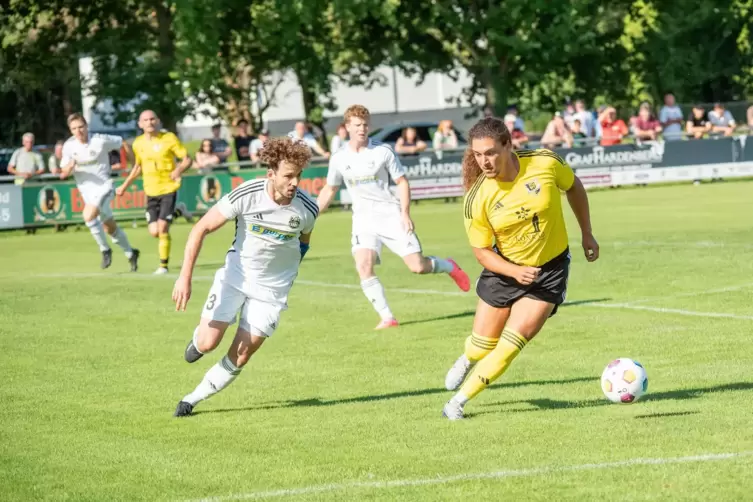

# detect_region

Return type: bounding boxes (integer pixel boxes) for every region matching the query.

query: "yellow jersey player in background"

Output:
[442,117,600,420]
[117,110,193,274]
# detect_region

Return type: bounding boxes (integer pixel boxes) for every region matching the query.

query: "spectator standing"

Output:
[8,133,45,181]
[686,105,712,139]
[330,123,348,153]
[574,100,595,137]
[659,93,684,141]
[747,105,753,129]
[541,112,573,148]
[506,104,525,132]
[503,114,529,149]
[707,103,736,136]
[194,139,221,173]
[250,129,270,162]
[631,102,662,141]
[570,119,588,147]
[395,127,428,155]
[288,121,330,158]
[233,119,254,162]
[598,107,629,146]
[209,123,232,163]
[433,120,459,151]
[48,140,64,175]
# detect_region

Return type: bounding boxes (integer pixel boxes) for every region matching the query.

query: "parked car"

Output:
[368,121,467,148]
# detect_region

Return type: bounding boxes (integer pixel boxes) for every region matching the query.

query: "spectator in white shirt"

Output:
[707,103,736,136]
[8,132,45,180]
[432,120,459,151]
[329,123,348,153]
[250,129,269,162]
[288,121,329,158]
[574,100,595,137]
[659,93,684,141]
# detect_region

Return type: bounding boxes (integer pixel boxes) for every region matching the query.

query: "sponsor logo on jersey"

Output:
[249,223,295,241]
[289,215,301,228]
[348,175,378,186]
[515,206,531,220]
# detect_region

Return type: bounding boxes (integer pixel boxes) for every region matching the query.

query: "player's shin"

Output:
[428,256,454,274]
[182,355,241,406]
[455,327,528,403]
[158,233,171,267]
[360,276,394,320]
[110,225,134,257]
[85,218,110,252]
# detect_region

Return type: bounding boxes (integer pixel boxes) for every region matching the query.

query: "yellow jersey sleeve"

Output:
[555,156,575,191]
[166,133,188,160]
[463,179,495,248]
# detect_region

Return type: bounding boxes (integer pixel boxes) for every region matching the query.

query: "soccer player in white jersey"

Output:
[60,113,140,271]
[317,105,471,330]
[171,138,318,417]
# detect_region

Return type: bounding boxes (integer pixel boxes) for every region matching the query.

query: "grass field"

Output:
[2,180,753,501]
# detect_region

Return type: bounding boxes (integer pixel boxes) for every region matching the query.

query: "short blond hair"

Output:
[343,104,370,124]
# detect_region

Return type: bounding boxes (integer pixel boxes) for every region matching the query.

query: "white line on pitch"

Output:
[184,450,753,501]
[588,303,753,320]
[623,281,753,305]
[21,272,753,320]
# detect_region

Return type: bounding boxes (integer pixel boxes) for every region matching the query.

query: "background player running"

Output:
[442,117,599,420]
[116,110,192,275]
[60,113,140,271]
[171,138,318,417]
[316,104,470,330]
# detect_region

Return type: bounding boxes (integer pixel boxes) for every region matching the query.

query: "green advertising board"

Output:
[16,164,333,228]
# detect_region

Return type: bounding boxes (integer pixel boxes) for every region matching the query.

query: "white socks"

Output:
[183,355,241,406]
[361,276,394,321]
[85,219,110,252]
[429,256,454,274]
[110,226,133,258]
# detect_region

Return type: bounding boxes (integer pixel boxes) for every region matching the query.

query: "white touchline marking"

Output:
[588,303,753,320]
[22,273,753,320]
[624,281,753,305]
[184,450,753,501]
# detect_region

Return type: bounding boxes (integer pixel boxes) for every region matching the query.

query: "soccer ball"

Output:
[601,358,648,404]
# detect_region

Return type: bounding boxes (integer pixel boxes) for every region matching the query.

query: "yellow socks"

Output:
[465,332,499,362]
[459,328,528,400]
[158,233,171,267]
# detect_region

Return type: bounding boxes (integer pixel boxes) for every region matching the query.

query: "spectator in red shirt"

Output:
[599,107,628,146]
[630,102,662,141]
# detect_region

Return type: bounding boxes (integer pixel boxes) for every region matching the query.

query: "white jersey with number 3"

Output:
[326,140,405,215]
[61,134,122,194]
[215,179,318,301]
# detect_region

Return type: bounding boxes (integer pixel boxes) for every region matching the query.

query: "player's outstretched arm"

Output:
[316,184,338,213]
[116,164,142,196]
[565,176,599,262]
[172,206,229,311]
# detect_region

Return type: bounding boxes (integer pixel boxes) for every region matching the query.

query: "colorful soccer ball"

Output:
[601,358,648,404]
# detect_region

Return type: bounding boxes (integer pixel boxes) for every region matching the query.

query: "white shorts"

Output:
[201,270,287,337]
[351,213,423,261]
[80,184,115,221]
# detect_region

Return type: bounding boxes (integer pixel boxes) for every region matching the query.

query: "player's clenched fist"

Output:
[172,275,192,311]
[513,266,541,285]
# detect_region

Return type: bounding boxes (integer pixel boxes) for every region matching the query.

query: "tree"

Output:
[395,0,631,115]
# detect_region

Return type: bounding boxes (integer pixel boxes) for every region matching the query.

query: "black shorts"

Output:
[146,192,178,224]
[476,248,570,317]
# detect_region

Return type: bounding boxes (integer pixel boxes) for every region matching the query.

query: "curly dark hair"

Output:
[259,137,312,171]
[461,117,512,190]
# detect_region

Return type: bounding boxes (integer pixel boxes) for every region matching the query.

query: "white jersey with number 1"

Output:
[61,133,122,206]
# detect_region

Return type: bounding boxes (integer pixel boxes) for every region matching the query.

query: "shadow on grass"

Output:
[470,382,753,417]
[633,411,700,419]
[561,298,613,308]
[192,376,597,416]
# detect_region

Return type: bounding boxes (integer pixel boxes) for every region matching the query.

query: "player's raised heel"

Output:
[375,318,399,330]
[129,249,140,272]
[184,340,204,363]
[100,249,113,269]
[447,259,470,292]
[442,399,465,420]
[445,354,475,390]
[174,401,194,417]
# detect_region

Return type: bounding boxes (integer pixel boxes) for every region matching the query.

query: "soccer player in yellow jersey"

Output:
[442,117,599,420]
[117,110,192,274]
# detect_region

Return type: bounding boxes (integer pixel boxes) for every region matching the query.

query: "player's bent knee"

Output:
[195,320,228,352]
[229,329,266,367]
